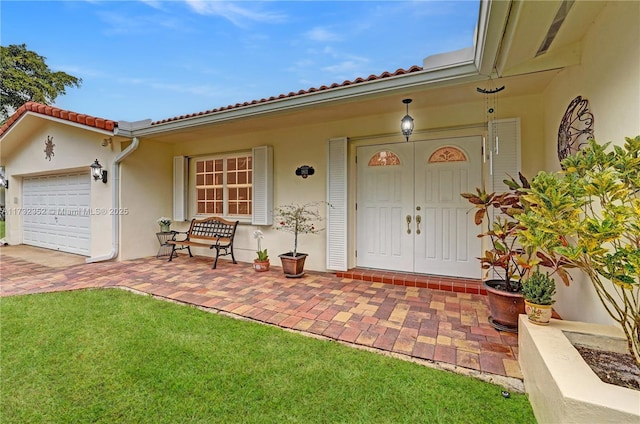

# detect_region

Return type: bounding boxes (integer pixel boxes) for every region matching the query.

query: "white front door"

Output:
[356,143,414,271]
[356,137,481,278]
[22,173,91,256]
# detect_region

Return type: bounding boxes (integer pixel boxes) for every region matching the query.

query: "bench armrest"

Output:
[171,231,189,242]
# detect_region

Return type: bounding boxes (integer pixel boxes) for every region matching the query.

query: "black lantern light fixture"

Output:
[400,98,414,142]
[295,165,315,178]
[0,166,8,189]
[90,159,108,184]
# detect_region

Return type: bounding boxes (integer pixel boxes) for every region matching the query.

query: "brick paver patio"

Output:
[0,246,523,391]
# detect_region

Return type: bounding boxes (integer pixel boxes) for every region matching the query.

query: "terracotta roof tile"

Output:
[151,65,424,125]
[1,65,423,134]
[0,101,117,137]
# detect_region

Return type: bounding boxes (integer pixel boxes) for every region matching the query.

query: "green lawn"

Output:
[1,289,536,423]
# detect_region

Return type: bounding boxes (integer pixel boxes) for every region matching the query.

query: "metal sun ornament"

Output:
[44,135,55,161]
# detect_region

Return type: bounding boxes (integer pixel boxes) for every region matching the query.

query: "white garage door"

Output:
[23,173,91,255]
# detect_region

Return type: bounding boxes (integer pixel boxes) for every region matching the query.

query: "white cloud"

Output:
[183,0,286,27]
[97,10,187,35]
[322,60,365,75]
[305,27,341,42]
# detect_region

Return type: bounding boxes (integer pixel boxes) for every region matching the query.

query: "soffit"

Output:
[497,0,607,76]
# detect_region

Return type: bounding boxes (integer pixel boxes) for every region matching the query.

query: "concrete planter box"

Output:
[519,315,639,423]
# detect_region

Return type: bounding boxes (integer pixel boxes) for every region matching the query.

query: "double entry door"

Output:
[356,136,481,279]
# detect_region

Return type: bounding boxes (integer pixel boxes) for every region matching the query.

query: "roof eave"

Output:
[133,61,486,136]
[1,111,116,141]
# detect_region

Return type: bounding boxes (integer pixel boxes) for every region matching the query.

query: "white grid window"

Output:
[195,154,252,218]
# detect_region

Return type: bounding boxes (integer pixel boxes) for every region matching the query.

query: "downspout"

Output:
[86,136,140,263]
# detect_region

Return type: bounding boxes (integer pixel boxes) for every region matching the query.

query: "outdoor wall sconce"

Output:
[401,98,414,142]
[90,159,108,184]
[0,167,8,189]
[295,165,315,178]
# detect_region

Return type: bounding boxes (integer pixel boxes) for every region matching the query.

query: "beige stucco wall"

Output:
[171,122,330,270]
[119,138,174,261]
[2,120,118,259]
[540,1,640,325]
[149,89,545,272]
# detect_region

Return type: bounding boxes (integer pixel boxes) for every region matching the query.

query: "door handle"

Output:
[416,215,421,235]
[406,215,412,234]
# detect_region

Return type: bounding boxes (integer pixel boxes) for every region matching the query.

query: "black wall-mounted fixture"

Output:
[90,159,108,184]
[0,167,8,190]
[400,98,414,142]
[295,165,315,178]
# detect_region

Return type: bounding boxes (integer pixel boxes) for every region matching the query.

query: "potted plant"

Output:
[252,230,270,272]
[517,136,640,366]
[522,270,556,325]
[157,216,172,233]
[274,202,324,278]
[461,174,533,332]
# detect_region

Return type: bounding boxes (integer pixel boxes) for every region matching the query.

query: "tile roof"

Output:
[0,101,117,137]
[1,65,424,135]
[151,65,424,125]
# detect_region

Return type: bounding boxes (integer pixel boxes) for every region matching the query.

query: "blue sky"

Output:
[2,1,480,122]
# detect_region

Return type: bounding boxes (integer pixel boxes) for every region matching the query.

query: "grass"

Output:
[1,289,536,423]
[0,220,4,239]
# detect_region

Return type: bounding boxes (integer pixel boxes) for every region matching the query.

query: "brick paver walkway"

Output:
[0,247,523,390]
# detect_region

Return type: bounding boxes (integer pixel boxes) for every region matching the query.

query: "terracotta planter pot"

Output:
[278,253,308,278]
[524,300,553,325]
[253,259,270,272]
[483,280,525,333]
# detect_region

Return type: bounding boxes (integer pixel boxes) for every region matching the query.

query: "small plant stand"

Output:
[156,231,177,258]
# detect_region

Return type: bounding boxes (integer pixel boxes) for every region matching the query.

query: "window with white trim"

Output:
[194,153,252,218]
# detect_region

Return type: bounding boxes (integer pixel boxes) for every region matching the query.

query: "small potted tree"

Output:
[274,202,324,278]
[252,230,269,272]
[461,174,533,332]
[522,270,556,325]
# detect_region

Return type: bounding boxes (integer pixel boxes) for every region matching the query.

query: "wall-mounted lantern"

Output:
[90,159,108,184]
[295,165,315,179]
[0,166,8,189]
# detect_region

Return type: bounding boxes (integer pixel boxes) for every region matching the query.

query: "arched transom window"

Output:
[368,150,401,166]
[428,146,467,163]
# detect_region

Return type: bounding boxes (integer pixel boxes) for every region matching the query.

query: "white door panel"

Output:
[23,173,91,255]
[414,138,481,278]
[357,144,413,271]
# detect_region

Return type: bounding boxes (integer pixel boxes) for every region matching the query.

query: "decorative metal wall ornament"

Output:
[557,95,594,162]
[44,135,55,161]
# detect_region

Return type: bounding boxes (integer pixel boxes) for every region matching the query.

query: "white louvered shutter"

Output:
[326,137,348,271]
[252,145,273,225]
[488,118,521,279]
[173,156,188,221]
[488,118,521,192]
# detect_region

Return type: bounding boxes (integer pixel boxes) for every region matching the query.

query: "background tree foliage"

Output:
[0,44,82,122]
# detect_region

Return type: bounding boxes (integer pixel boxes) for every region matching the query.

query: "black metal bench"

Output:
[166,216,239,269]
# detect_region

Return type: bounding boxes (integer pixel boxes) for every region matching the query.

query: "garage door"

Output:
[23,173,91,255]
